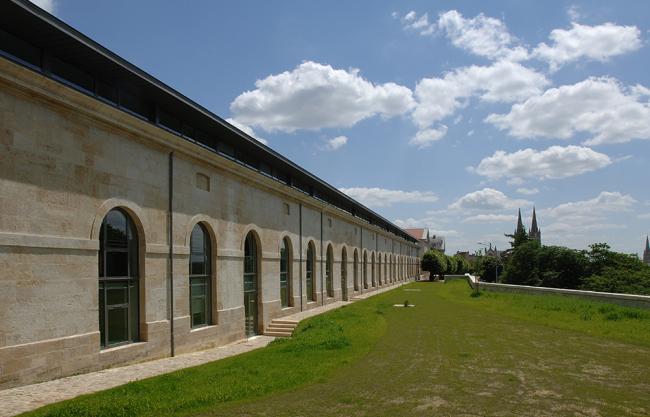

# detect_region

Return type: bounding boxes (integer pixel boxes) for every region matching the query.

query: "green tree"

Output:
[505,227,529,248]
[421,250,447,281]
[581,267,650,295]
[537,245,589,289]
[478,256,504,282]
[502,240,541,285]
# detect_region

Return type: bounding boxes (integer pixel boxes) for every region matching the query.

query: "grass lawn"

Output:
[23,281,650,417]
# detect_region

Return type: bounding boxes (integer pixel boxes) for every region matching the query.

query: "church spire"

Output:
[530,206,541,244]
[644,236,650,266]
[646,236,649,251]
[516,208,524,234]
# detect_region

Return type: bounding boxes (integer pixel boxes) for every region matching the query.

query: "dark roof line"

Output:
[3,0,417,244]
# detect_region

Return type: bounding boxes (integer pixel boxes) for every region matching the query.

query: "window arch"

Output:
[363,251,368,289]
[280,237,292,308]
[244,232,260,336]
[353,249,359,291]
[371,252,376,287]
[378,254,382,285]
[306,241,316,301]
[341,247,348,301]
[98,208,139,348]
[326,244,334,298]
[189,223,211,328]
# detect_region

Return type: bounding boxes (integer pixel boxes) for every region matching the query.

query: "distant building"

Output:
[514,207,541,245]
[405,228,445,255]
[644,236,650,266]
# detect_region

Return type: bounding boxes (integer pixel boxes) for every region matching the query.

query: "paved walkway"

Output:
[0,281,410,417]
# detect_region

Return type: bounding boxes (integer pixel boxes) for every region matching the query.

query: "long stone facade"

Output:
[0,46,420,388]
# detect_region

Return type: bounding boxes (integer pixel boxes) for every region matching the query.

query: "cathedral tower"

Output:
[643,236,650,266]
[530,206,541,244]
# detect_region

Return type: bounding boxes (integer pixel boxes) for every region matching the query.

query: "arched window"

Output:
[378,254,382,285]
[326,245,334,298]
[244,232,259,336]
[190,224,211,328]
[306,242,316,301]
[353,249,359,291]
[371,252,376,287]
[341,248,348,300]
[280,237,291,308]
[363,251,368,289]
[98,208,139,348]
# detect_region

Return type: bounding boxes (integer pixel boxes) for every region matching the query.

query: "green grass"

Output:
[22,300,389,417]
[436,281,650,347]
[23,281,650,417]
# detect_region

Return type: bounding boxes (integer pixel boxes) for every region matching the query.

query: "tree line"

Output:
[421,229,650,295]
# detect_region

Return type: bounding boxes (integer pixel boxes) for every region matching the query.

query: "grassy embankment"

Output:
[23,281,650,417]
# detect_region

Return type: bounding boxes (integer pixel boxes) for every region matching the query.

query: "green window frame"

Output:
[189,224,211,328]
[98,208,139,349]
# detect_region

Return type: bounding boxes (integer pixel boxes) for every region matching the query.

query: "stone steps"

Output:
[264,319,299,338]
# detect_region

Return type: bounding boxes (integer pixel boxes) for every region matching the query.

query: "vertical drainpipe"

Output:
[168,151,175,357]
[299,204,303,311]
[320,211,324,305]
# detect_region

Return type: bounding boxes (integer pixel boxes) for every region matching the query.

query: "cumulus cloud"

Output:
[29,0,55,13]
[339,187,438,208]
[542,191,636,234]
[462,214,517,223]
[324,135,348,151]
[449,188,530,211]
[409,125,448,148]
[412,60,549,130]
[230,61,414,133]
[474,145,612,181]
[486,77,650,145]
[393,216,459,237]
[400,10,436,35]
[436,10,528,61]
[533,22,643,71]
[516,187,540,195]
[225,118,268,145]
[544,191,636,219]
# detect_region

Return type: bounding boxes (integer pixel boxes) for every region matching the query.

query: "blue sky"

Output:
[34,0,650,256]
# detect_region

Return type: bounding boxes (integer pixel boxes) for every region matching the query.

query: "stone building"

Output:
[405,228,445,255]
[0,1,421,389]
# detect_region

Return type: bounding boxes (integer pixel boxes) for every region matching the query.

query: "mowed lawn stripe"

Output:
[22,281,650,417]
[204,281,650,417]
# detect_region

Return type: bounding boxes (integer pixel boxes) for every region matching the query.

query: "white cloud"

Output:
[516,187,540,195]
[567,5,581,22]
[474,145,612,181]
[324,135,348,151]
[409,125,448,148]
[230,61,414,133]
[225,118,268,145]
[544,191,636,219]
[412,60,549,130]
[29,0,55,13]
[486,77,650,145]
[436,10,528,61]
[400,11,436,36]
[449,188,530,211]
[637,213,650,219]
[462,214,517,224]
[339,187,438,208]
[533,22,643,71]
[393,216,459,237]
